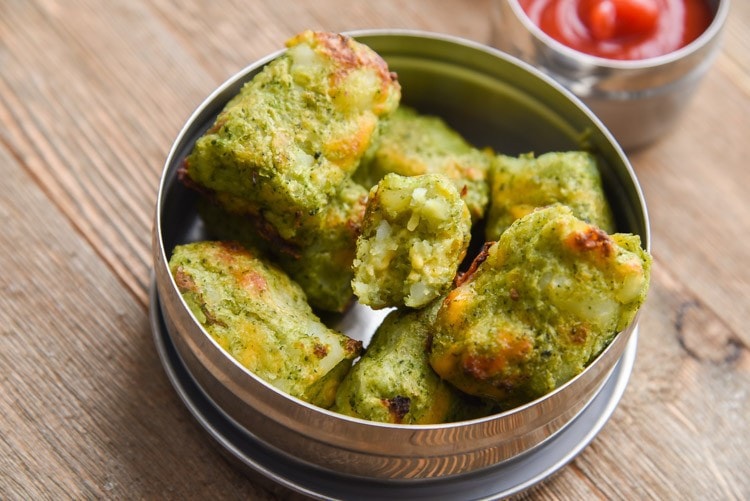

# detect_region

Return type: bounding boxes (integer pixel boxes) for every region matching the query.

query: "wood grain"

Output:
[1,0,748,499]
[0,144,276,499]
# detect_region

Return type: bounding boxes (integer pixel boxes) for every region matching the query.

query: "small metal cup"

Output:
[493,0,730,150]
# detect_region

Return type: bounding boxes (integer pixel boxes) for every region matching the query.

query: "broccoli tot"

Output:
[333,301,468,424]
[355,106,491,221]
[183,30,400,242]
[429,204,650,408]
[351,173,472,309]
[196,179,367,313]
[169,241,363,408]
[485,151,615,240]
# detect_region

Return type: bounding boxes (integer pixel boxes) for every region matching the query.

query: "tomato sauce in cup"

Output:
[518,0,714,60]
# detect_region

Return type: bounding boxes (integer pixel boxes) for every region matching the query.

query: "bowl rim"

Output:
[504,0,731,69]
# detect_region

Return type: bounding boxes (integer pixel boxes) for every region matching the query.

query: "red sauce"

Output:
[518,0,714,60]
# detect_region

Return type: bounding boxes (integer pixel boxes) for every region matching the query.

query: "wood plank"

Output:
[0,0,220,307]
[1,0,748,498]
[146,0,493,83]
[0,144,277,498]
[722,0,750,77]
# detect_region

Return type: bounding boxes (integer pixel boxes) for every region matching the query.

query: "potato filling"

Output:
[352,173,471,309]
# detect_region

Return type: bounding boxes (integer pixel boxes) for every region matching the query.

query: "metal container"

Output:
[152,30,650,484]
[492,0,730,150]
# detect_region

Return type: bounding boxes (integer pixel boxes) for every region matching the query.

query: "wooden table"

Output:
[2,1,748,498]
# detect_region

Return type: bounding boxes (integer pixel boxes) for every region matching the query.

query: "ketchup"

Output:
[518,0,714,60]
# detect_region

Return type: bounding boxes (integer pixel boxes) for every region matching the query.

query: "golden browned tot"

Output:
[430,204,651,408]
[168,241,362,408]
[182,30,400,242]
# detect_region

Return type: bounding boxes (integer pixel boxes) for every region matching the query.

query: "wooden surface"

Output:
[1,0,748,499]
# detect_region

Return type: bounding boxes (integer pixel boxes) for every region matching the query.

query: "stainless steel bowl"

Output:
[493,0,730,150]
[152,30,650,480]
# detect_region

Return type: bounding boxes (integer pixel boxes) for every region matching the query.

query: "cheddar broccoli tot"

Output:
[183,30,400,242]
[355,106,491,221]
[169,241,363,407]
[485,151,615,240]
[429,204,650,408]
[351,173,472,309]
